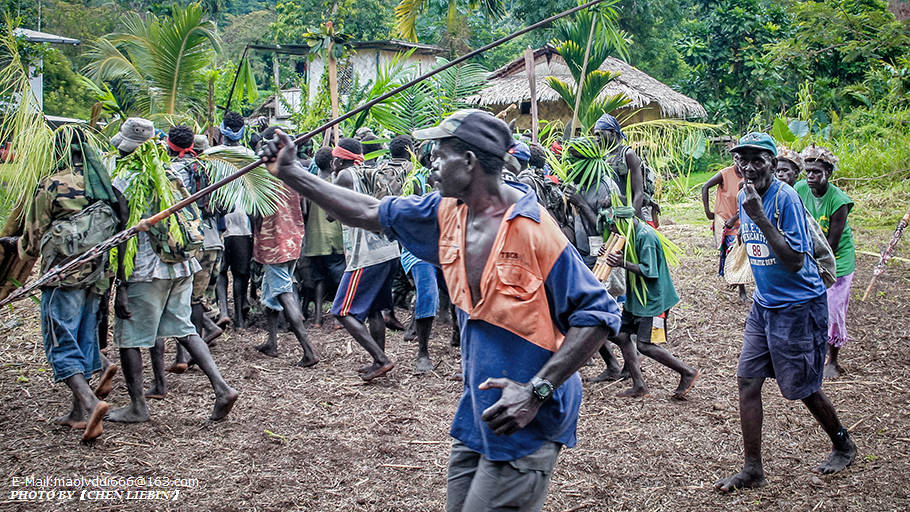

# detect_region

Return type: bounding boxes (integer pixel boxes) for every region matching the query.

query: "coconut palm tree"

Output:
[546,4,633,134]
[83,2,220,117]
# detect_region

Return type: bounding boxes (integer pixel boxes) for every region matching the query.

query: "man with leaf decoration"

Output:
[0,127,119,442]
[602,205,700,398]
[109,118,237,423]
[593,114,653,224]
[715,133,855,493]
[165,125,224,373]
[259,110,620,512]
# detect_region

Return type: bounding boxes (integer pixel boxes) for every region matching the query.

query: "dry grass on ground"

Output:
[1,221,908,511]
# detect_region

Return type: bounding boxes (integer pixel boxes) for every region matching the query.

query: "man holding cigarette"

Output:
[715,133,856,492]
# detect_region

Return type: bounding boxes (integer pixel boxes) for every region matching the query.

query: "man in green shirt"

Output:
[794,145,855,379]
[604,206,700,398]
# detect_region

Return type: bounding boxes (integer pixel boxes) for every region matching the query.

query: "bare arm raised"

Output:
[261,129,382,233]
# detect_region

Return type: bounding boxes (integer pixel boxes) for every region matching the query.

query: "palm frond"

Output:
[394,0,426,42]
[200,147,286,216]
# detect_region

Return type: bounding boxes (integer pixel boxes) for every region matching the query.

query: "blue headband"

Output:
[594,114,626,139]
[219,121,245,142]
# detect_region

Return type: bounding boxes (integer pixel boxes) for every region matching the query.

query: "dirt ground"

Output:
[1,220,908,511]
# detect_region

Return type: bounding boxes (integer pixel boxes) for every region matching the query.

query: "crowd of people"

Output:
[1,107,858,510]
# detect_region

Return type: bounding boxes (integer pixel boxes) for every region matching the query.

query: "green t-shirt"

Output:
[795,180,856,276]
[625,222,680,317]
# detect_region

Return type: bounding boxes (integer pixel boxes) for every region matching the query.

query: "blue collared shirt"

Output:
[379,182,620,461]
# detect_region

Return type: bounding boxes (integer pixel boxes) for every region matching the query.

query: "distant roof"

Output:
[249,39,445,57]
[14,28,80,45]
[466,45,706,119]
[351,40,446,54]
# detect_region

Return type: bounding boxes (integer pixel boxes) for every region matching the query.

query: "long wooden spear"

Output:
[0,0,607,307]
[862,204,910,301]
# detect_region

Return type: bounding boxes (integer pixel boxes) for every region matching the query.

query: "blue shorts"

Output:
[331,259,396,322]
[115,277,196,349]
[41,287,102,382]
[410,261,439,319]
[261,261,297,311]
[738,293,828,400]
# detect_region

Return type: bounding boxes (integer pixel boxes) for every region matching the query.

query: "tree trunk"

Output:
[524,47,539,143]
[328,42,340,145]
[569,16,597,138]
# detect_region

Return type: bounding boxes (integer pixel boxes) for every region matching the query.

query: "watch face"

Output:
[534,380,553,400]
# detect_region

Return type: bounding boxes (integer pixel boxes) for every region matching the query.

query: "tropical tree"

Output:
[394,0,505,44]
[368,55,489,134]
[546,3,633,134]
[83,2,220,118]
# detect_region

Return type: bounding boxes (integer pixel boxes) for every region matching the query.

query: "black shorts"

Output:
[309,253,346,287]
[221,235,252,276]
[620,309,670,344]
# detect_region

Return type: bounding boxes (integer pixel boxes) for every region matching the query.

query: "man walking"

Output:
[259,110,621,511]
[715,133,855,492]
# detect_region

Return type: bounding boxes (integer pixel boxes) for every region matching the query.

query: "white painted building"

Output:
[13,28,80,111]
[252,40,446,124]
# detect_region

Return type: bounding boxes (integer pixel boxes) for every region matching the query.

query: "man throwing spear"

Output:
[260,110,620,511]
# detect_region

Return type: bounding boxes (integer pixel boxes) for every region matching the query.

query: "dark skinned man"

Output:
[330,137,399,381]
[110,119,237,423]
[715,133,856,493]
[701,161,748,301]
[795,146,855,379]
[259,110,620,512]
[252,127,320,368]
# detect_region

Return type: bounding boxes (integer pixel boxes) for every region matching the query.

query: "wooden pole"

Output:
[569,14,597,138]
[524,47,539,143]
[327,22,340,145]
[862,204,910,300]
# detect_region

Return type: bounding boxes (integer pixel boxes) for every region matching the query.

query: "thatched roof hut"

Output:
[465,45,706,129]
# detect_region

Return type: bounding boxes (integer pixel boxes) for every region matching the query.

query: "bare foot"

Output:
[106,404,150,423]
[204,325,224,346]
[210,388,239,421]
[167,362,188,374]
[715,468,767,493]
[361,361,394,381]
[415,355,434,373]
[94,364,118,399]
[616,386,649,398]
[255,342,278,358]
[144,388,167,400]
[215,316,232,329]
[814,435,856,474]
[823,362,844,380]
[296,355,319,368]
[591,368,622,382]
[55,407,86,428]
[81,401,109,442]
[358,363,376,375]
[673,369,701,400]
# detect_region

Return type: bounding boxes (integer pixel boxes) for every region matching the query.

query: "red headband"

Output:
[166,137,196,158]
[331,145,364,166]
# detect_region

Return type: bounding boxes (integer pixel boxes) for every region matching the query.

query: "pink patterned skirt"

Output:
[826,272,854,347]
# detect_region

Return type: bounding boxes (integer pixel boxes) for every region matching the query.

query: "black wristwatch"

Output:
[530,377,555,401]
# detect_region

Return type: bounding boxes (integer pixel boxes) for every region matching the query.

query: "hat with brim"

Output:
[731,132,777,157]
[413,109,512,158]
[111,117,155,154]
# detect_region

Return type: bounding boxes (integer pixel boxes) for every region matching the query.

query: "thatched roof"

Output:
[465,45,706,119]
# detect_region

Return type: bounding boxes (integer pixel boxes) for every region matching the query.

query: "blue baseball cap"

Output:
[508,141,531,162]
[731,132,777,157]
